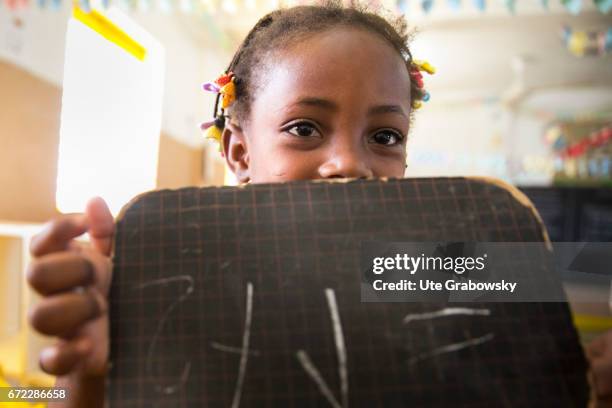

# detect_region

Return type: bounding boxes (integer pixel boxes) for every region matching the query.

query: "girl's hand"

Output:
[27,197,113,407]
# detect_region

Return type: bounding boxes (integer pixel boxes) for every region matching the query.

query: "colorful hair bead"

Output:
[202,72,237,110]
[200,71,237,153]
[220,79,236,109]
[410,59,435,110]
[215,72,234,87]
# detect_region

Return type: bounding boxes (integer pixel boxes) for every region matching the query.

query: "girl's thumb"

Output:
[85,197,114,256]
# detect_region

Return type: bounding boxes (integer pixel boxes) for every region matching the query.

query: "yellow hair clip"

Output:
[220,79,236,109]
[204,124,223,145]
[200,116,226,154]
[413,59,436,75]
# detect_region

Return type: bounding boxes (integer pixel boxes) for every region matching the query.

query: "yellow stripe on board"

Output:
[573,313,612,333]
[72,6,146,61]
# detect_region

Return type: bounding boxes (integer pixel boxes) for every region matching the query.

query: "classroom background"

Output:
[0,0,611,402]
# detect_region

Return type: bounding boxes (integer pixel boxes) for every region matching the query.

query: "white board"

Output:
[56,7,164,216]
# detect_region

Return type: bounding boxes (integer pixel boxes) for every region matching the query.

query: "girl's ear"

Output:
[222,121,250,183]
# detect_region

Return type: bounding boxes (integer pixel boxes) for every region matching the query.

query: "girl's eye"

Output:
[285,122,322,138]
[369,129,404,146]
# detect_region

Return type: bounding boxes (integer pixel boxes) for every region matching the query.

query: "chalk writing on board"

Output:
[133,275,195,395]
[296,351,343,408]
[231,282,254,408]
[402,307,491,324]
[403,307,494,366]
[296,288,348,408]
[407,333,495,366]
[210,342,261,356]
[209,289,496,406]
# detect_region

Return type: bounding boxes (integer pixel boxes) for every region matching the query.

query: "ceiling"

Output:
[176,2,612,104]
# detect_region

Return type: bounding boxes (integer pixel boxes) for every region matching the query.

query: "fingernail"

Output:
[39,347,57,371]
[37,221,54,238]
[41,347,57,360]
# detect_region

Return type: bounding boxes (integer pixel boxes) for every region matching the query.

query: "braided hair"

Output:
[211,1,424,135]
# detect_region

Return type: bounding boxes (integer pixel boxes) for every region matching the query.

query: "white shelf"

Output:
[0,221,54,386]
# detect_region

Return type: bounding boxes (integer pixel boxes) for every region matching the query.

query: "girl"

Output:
[25,3,612,407]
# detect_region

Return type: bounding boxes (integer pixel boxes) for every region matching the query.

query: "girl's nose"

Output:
[317,144,374,179]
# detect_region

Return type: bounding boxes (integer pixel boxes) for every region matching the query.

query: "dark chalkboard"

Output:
[108,177,589,407]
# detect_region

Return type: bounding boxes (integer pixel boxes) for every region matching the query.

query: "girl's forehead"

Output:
[255,27,412,114]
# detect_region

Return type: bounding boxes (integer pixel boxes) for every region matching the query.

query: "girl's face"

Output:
[223,27,412,183]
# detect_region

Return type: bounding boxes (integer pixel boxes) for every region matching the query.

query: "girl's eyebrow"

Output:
[291,97,337,110]
[368,104,408,118]
[291,97,408,118]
